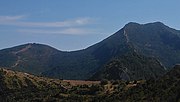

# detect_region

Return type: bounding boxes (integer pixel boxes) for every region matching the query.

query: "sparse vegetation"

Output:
[0,66,179,102]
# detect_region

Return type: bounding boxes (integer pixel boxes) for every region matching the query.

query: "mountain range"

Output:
[0,22,179,80]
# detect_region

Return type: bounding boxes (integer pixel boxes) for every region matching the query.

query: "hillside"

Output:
[0,43,60,75]
[123,22,180,68]
[90,51,166,80]
[0,67,68,101]
[118,64,180,101]
[0,65,179,102]
[0,43,99,79]
[0,22,179,80]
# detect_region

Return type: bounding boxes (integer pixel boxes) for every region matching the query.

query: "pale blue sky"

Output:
[0,0,180,51]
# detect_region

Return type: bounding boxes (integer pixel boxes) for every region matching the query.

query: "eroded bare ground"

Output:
[63,80,100,86]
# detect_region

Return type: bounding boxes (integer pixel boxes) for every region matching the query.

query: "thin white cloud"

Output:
[0,15,93,28]
[0,15,25,21]
[17,28,97,35]
[0,15,100,35]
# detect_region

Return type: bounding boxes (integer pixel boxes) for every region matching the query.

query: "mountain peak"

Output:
[124,22,141,28]
[144,21,166,27]
[124,21,165,28]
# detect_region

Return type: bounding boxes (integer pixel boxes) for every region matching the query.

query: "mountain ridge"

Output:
[0,22,179,80]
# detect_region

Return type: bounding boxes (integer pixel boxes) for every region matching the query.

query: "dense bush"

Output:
[100,79,108,85]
